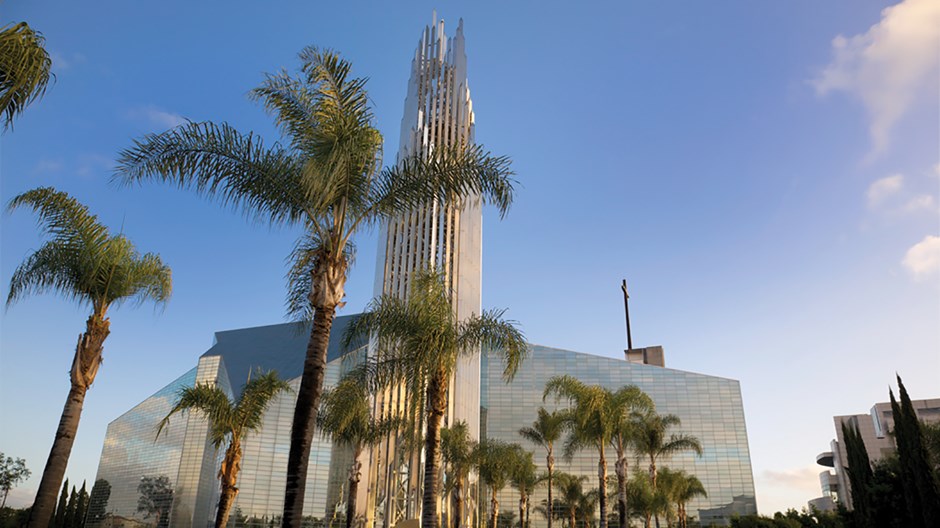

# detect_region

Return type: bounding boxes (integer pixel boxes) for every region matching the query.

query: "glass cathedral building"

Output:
[88,14,756,528]
[89,321,756,527]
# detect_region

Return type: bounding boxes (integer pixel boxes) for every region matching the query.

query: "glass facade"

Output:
[481,345,757,527]
[90,318,364,528]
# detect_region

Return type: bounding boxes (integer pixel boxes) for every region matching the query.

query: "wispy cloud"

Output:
[50,51,87,71]
[77,153,115,178]
[758,466,822,494]
[867,174,903,208]
[902,194,936,213]
[33,159,64,174]
[126,105,187,130]
[811,0,940,156]
[903,235,940,279]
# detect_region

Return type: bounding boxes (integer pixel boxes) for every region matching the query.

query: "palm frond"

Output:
[236,370,291,433]
[6,241,82,307]
[7,187,110,253]
[286,228,355,322]
[157,383,234,448]
[358,144,516,235]
[0,22,53,130]
[114,121,306,226]
[458,308,527,381]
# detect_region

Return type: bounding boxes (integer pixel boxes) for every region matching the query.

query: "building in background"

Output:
[812,397,940,510]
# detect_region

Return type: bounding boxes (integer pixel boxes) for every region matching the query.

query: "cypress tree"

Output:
[53,478,68,528]
[64,485,78,528]
[75,481,88,528]
[891,376,940,528]
[841,420,873,526]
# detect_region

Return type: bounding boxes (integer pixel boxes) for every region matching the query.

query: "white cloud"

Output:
[76,153,114,178]
[812,0,940,155]
[127,105,187,130]
[50,51,86,71]
[903,235,940,279]
[866,174,903,208]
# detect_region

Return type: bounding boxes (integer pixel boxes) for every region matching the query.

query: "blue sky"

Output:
[1,0,938,515]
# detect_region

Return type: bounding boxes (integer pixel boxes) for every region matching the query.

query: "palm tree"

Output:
[115,48,517,528]
[344,269,527,528]
[633,413,702,488]
[0,22,53,130]
[508,447,543,528]
[633,413,701,528]
[655,469,704,528]
[626,473,660,528]
[609,387,653,528]
[519,408,567,528]
[544,377,637,528]
[6,187,172,528]
[318,375,398,528]
[477,440,518,528]
[158,370,290,528]
[551,473,594,528]
[441,422,478,528]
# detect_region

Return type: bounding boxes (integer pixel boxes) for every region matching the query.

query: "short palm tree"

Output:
[441,421,478,528]
[345,269,527,528]
[545,377,647,528]
[552,473,594,528]
[115,48,516,528]
[0,22,53,130]
[318,375,398,528]
[6,187,172,528]
[158,370,290,528]
[633,413,702,488]
[519,408,567,528]
[656,469,705,528]
[477,440,519,528]
[626,473,664,528]
[508,447,543,528]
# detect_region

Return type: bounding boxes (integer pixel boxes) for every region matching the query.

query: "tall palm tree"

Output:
[477,440,519,528]
[441,422,478,528]
[6,187,172,528]
[655,469,705,528]
[508,447,543,528]
[0,22,53,130]
[609,387,653,528]
[545,377,641,528]
[519,408,567,528]
[318,375,398,528]
[115,48,517,528]
[158,370,290,528]
[344,269,527,528]
[633,413,702,488]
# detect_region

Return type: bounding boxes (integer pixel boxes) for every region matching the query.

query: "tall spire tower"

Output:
[366,14,482,528]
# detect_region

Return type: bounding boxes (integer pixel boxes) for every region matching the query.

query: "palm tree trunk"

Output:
[491,494,499,528]
[615,457,627,528]
[28,315,109,528]
[546,453,553,528]
[568,510,575,528]
[216,484,238,528]
[597,450,608,528]
[215,441,242,528]
[452,486,463,528]
[421,371,447,528]
[518,495,525,528]
[284,301,337,527]
[346,471,360,528]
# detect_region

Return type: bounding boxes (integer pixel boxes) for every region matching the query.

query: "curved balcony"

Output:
[816,451,834,467]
